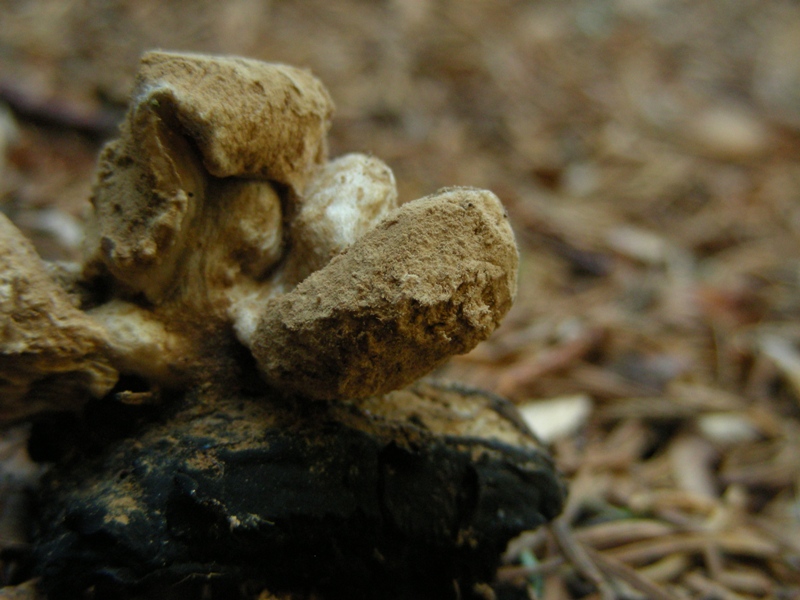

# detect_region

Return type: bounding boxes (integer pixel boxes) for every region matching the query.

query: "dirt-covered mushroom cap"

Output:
[0,214,118,421]
[83,51,334,305]
[249,187,519,400]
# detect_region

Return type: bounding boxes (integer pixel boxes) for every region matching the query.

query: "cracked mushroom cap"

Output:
[84,51,334,305]
[250,187,519,400]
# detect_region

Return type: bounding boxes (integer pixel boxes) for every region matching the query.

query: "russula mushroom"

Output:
[76,50,516,398]
[249,187,518,400]
[0,51,565,599]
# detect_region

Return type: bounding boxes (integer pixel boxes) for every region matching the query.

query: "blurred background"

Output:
[1,1,800,598]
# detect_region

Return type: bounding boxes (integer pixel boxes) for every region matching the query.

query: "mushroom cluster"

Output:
[0,52,563,599]
[2,51,518,411]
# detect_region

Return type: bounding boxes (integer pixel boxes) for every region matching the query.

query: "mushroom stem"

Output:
[88,300,195,388]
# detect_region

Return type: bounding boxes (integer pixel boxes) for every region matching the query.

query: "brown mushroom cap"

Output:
[0,214,118,421]
[134,51,334,189]
[84,51,334,304]
[250,187,519,400]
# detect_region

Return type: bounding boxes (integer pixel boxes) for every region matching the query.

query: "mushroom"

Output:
[0,51,564,599]
[249,186,518,400]
[75,50,517,400]
[0,213,117,422]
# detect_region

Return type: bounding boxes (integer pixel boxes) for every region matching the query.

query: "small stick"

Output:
[495,556,565,583]
[583,546,681,600]
[550,517,617,600]
[683,570,750,600]
[497,328,604,397]
[607,531,778,564]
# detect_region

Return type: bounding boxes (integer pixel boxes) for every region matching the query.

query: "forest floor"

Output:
[2,1,800,598]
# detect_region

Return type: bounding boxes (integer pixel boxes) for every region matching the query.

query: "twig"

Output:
[606,530,779,564]
[550,517,618,600]
[574,519,676,550]
[583,546,681,600]
[683,570,750,600]
[495,556,565,583]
